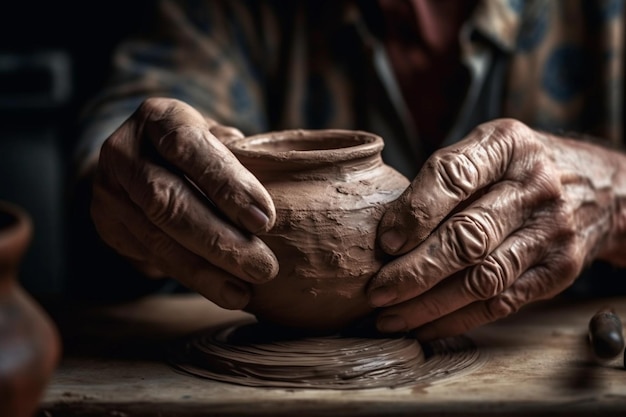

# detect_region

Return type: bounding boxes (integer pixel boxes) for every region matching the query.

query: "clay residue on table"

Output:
[170,321,483,390]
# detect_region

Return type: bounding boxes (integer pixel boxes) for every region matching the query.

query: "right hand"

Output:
[90,97,278,309]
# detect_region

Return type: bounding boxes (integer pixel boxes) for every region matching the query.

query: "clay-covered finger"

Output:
[95,162,278,284]
[413,260,578,341]
[91,174,150,261]
[368,180,551,308]
[374,226,547,333]
[145,235,253,310]
[378,120,538,255]
[148,235,253,310]
[95,186,254,309]
[137,97,275,234]
[136,227,253,309]
[93,183,190,279]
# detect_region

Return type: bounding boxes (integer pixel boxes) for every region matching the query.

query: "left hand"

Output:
[366,118,621,341]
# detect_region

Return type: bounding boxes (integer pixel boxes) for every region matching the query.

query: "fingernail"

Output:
[377,315,408,333]
[239,204,270,233]
[380,229,406,253]
[220,281,250,309]
[368,285,397,307]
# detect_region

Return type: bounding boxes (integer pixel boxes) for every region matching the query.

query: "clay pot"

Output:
[0,201,61,417]
[229,129,410,333]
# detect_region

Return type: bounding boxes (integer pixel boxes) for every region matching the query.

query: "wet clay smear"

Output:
[169,321,484,390]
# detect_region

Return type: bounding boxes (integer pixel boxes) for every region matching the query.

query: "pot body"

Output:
[0,202,61,417]
[229,129,410,333]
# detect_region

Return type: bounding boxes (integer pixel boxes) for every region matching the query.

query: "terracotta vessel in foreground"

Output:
[229,129,410,333]
[0,201,61,417]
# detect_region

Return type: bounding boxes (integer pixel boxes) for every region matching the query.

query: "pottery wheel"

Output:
[169,320,485,390]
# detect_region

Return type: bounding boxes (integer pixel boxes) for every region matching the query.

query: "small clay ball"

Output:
[588,308,625,360]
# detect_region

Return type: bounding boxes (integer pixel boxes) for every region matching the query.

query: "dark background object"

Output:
[0,1,149,296]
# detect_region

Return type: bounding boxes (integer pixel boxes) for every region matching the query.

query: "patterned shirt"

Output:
[75,0,625,180]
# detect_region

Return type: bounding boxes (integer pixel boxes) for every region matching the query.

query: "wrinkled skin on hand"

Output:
[91,97,279,309]
[368,118,626,341]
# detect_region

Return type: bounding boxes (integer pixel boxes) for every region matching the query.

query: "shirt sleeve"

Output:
[72,0,273,174]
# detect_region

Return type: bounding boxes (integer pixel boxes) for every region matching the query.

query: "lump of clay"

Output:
[228,129,409,334]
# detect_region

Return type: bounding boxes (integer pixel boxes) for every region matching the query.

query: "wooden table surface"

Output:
[37,293,626,417]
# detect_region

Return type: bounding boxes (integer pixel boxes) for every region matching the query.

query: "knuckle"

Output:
[156,125,202,161]
[203,231,236,264]
[403,264,430,292]
[517,268,556,301]
[380,186,429,239]
[139,178,187,227]
[465,256,507,300]
[137,97,203,160]
[486,120,561,199]
[137,97,181,119]
[470,119,516,154]
[429,151,479,199]
[475,118,533,149]
[548,241,583,284]
[209,174,237,204]
[485,292,519,321]
[525,161,562,200]
[488,118,531,138]
[442,214,489,264]
[420,298,445,320]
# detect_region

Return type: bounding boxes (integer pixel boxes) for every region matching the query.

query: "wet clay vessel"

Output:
[0,201,61,417]
[229,129,410,333]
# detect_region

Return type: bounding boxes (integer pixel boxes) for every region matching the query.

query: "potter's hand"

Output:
[368,118,626,340]
[91,97,278,309]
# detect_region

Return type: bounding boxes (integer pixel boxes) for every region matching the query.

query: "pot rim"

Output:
[228,129,384,164]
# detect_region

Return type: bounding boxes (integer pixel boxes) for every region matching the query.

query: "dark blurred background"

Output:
[0,2,149,296]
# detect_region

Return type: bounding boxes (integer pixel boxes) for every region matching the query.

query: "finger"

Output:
[209,123,245,146]
[93,180,255,309]
[92,184,178,279]
[94,165,278,284]
[91,197,151,262]
[374,225,548,333]
[132,97,275,234]
[413,259,579,341]
[368,180,547,307]
[92,215,166,279]
[378,120,540,255]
